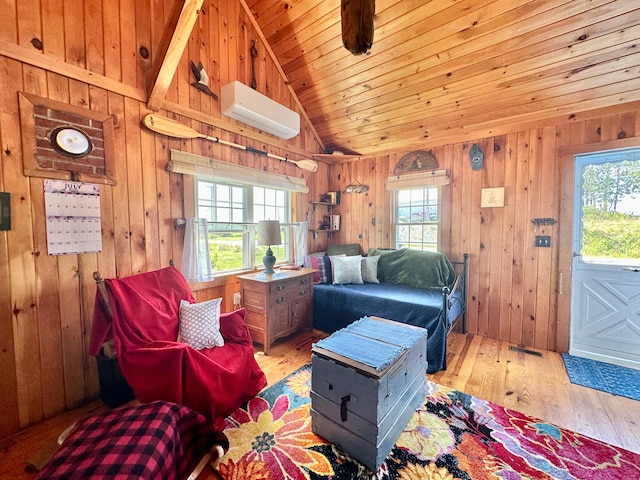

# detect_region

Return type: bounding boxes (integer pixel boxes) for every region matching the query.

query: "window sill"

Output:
[188,269,258,292]
[188,263,292,292]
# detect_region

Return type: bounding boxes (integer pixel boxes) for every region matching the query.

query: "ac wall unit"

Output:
[221,81,300,140]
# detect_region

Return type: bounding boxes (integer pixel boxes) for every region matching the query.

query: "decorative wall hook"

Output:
[531,218,557,226]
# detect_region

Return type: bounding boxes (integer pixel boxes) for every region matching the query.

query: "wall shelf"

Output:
[310,229,335,239]
[309,201,338,237]
[311,154,361,162]
[311,201,335,213]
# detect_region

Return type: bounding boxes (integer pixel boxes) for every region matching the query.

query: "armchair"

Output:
[89,266,267,429]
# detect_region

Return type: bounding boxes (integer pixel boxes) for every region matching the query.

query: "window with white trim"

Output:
[196,179,291,273]
[394,187,440,252]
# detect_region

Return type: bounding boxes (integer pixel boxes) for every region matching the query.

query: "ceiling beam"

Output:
[147,0,205,112]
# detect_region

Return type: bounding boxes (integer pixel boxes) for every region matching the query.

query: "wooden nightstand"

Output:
[237,268,315,355]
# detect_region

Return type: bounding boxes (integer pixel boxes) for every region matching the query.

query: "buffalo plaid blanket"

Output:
[35,401,228,479]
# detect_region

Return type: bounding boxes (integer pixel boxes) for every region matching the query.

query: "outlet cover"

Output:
[233,292,241,304]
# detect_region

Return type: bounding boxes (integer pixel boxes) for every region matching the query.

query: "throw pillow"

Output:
[303,255,321,283]
[304,254,332,284]
[328,254,347,283]
[332,255,364,285]
[178,297,225,350]
[361,255,380,283]
[376,248,456,288]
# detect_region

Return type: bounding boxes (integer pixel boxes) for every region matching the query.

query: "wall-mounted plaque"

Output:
[481,187,505,208]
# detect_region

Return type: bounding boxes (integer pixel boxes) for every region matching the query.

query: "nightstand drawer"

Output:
[268,276,312,295]
[267,284,312,306]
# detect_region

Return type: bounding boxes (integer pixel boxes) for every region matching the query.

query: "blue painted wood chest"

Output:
[310,316,428,472]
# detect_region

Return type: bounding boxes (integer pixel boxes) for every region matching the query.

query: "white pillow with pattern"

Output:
[178,298,224,350]
[332,255,364,285]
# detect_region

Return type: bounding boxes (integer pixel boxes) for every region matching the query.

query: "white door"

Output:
[571,148,640,369]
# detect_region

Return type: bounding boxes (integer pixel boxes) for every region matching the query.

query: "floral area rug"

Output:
[218,365,640,479]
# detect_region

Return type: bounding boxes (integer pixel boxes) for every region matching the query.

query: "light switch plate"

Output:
[535,236,551,247]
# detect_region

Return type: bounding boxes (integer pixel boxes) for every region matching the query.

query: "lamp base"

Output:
[262,247,277,274]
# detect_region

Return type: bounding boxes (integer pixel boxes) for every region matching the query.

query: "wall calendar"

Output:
[45,180,102,255]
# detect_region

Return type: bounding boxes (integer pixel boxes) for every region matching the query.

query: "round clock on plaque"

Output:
[50,127,93,157]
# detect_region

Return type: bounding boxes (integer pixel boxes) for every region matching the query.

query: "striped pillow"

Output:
[304,255,333,284]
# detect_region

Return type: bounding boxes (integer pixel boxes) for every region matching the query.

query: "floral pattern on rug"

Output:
[219,365,640,480]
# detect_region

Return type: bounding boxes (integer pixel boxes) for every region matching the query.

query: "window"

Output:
[394,187,440,251]
[197,179,291,273]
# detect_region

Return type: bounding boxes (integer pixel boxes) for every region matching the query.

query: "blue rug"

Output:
[562,353,640,401]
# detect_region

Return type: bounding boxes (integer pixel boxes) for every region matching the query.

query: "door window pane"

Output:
[579,156,640,265]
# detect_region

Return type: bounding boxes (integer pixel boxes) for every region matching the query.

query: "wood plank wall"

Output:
[328,110,640,357]
[0,0,327,440]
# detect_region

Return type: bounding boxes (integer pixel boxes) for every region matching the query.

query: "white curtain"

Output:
[293,221,308,265]
[182,218,212,282]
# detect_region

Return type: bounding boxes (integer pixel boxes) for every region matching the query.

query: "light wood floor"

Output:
[0,330,638,479]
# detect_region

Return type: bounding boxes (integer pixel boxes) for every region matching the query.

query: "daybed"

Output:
[306,246,468,373]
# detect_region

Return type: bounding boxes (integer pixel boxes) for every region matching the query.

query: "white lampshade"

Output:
[258,220,282,246]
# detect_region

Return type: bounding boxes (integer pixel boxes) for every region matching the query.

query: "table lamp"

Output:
[258,220,281,274]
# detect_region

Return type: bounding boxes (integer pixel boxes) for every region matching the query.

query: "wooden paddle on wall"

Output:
[142,114,319,173]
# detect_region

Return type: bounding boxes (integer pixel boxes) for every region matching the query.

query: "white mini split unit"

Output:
[221,81,300,140]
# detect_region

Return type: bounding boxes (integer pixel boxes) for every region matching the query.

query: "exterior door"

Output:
[571,148,640,369]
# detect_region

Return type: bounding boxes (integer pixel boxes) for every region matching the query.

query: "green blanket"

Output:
[368,248,455,289]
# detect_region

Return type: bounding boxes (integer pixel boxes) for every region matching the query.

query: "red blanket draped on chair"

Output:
[90,266,266,429]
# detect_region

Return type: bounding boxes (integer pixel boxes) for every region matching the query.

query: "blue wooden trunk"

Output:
[310,316,428,472]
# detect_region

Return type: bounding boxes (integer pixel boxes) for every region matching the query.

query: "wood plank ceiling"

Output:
[246,0,640,157]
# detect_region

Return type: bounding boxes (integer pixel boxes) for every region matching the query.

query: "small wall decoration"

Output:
[469,143,484,170]
[343,181,368,194]
[0,192,10,230]
[189,60,218,100]
[393,150,439,175]
[18,92,116,185]
[44,180,102,255]
[250,40,259,89]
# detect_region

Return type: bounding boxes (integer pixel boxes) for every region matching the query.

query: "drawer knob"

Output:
[276,284,285,291]
[276,296,285,304]
[299,289,307,296]
[300,278,310,284]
